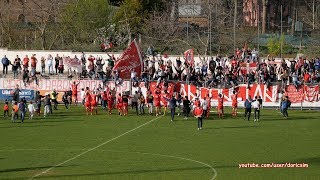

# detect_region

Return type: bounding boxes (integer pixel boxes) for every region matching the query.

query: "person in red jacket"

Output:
[30,54,37,70]
[23,55,29,71]
[194,103,203,130]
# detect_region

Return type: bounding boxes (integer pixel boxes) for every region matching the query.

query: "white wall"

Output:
[0,48,207,73]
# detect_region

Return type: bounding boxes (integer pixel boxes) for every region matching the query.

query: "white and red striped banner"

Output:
[113,39,143,79]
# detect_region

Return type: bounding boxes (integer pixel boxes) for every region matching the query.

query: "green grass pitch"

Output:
[0,105,319,180]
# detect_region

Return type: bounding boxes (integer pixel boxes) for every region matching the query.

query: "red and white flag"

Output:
[184,49,194,65]
[304,85,319,102]
[113,39,143,79]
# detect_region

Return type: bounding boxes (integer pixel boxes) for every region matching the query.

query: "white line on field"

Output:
[30,115,164,179]
[96,149,217,180]
[8,148,217,179]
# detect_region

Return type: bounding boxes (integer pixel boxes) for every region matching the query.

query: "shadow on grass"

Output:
[293,157,320,165]
[262,116,320,121]
[0,124,57,128]
[0,165,75,173]
[204,125,259,130]
[25,119,84,123]
[35,166,211,179]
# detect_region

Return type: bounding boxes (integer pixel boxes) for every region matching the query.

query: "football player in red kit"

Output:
[122,94,129,116]
[154,90,161,116]
[107,91,114,115]
[217,93,224,118]
[162,91,170,115]
[90,92,98,115]
[84,92,92,115]
[231,90,238,116]
[194,102,204,130]
[116,93,123,116]
[205,94,211,118]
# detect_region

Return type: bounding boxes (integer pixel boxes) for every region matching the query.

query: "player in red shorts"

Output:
[194,102,204,130]
[193,97,200,115]
[205,95,211,118]
[116,93,123,116]
[84,92,92,115]
[90,92,98,115]
[71,81,80,105]
[107,91,114,115]
[154,91,161,116]
[162,91,170,115]
[231,90,238,117]
[122,94,129,116]
[217,93,224,118]
[101,90,108,110]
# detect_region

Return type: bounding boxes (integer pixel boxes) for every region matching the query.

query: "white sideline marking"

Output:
[98,150,217,180]
[30,115,163,179]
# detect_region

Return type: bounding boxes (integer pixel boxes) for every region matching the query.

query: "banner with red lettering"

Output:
[285,85,304,103]
[113,39,143,79]
[0,78,130,101]
[180,84,277,103]
[63,56,82,71]
[304,85,319,102]
[184,49,194,65]
[2,77,319,106]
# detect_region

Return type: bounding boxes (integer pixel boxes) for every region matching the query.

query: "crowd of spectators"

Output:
[1,46,320,90]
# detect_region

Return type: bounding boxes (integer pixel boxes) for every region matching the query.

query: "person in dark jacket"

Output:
[183,96,191,119]
[12,84,21,103]
[18,100,26,123]
[44,94,51,117]
[166,95,177,122]
[62,91,70,110]
[244,96,252,121]
[2,55,10,75]
[35,91,45,116]
[280,96,290,118]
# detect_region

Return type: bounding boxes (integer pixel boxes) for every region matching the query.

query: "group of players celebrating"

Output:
[4,80,264,131]
[79,82,242,124]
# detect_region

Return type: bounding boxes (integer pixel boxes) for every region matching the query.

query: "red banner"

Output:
[134,82,318,105]
[63,57,82,70]
[240,62,257,75]
[184,49,194,65]
[113,39,143,79]
[285,85,304,103]
[304,85,319,102]
[182,84,277,103]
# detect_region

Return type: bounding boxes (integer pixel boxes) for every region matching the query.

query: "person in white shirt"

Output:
[47,54,54,75]
[80,88,85,106]
[202,97,208,119]
[252,96,261,122]
[28,101,35,119]
[194,63,201,75]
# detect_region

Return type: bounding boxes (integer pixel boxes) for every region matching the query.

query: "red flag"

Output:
[113,39,143,79]
[184,49,194,65]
